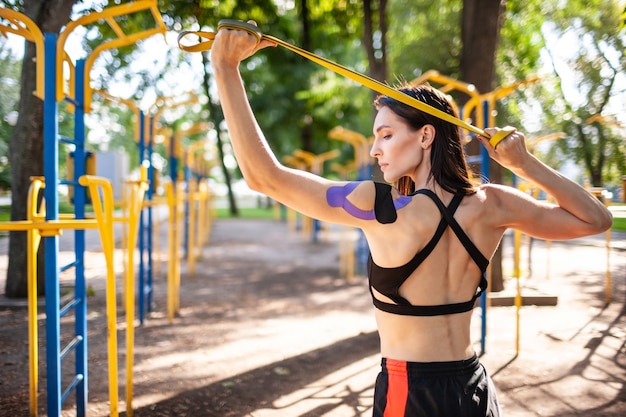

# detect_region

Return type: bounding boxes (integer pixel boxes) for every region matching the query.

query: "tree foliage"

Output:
[2,0,623,298]
[0,39,21,190]
[539,0,625,187]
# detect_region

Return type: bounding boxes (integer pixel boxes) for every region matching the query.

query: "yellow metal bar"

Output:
[328,126,370,168]
[603,196,611,304]
[61,51,76,113]
[85,26,165,111]
[606,228,611,304]
[0,8,45,99]
[106,16,126,39]
[26,177,44,417]
[122,167,149,417]
[175,184,183,313]
[198,181,212,248]
[77,175,118,417]
[196,182,206,249]
[188,179,197,278]
[56,0,166,107]
[204,183,211,247]
[178,123,211,151]
[514,230,522,355]
[0,219,99,232]
[149,91,198,123]
[165,182,178,323]
[152,199,163,277]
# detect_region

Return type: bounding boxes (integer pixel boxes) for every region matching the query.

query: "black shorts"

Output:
[373,354,501,417]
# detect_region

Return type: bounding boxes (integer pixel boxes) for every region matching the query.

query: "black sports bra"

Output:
[368,184,489,316]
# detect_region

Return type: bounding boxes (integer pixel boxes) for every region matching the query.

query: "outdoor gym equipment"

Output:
[140,91,199,324]
[184,136,216,276]
[293,149,340,242]
[177,20,515,149]
[0,2,165,416]
[281,149,340,242]
[327,127,372,281]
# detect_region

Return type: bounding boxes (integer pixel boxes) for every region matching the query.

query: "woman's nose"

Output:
[370,142,380,158]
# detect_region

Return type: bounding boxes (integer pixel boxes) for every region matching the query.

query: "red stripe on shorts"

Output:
[384,359,408,417]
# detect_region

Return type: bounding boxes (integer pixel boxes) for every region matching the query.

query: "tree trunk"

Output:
[460,0,506,292]
[299,0,314,153]
[363,0,388,84]
[201,52,239,217]
[5,0,76,299]
[363,0,388,182]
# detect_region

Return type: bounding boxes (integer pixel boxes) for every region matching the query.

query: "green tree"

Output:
[0,38,22,190]
[540,0,625,187]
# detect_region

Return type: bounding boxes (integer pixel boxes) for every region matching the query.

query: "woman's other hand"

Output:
[478,127,532,173]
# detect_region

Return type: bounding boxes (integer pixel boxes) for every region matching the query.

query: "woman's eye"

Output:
[383,134,391,140]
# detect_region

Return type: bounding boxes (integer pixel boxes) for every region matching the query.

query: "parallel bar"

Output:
[59,136,76,144]
[59,297,81,318]
[61,374,84,404]
[63,96,80,107]
[60,335,83,362]
[59,259,79,273]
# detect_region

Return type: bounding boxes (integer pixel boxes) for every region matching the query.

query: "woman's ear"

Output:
[421,125,435,149]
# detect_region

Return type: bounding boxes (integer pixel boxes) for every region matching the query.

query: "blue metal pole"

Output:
[138,112,146,324]
[73,59,88,417]
[479,100,490,355]
[146,120,154,313]
[184,153,190,256]
[355,151,372,274]
[43,32,62,417]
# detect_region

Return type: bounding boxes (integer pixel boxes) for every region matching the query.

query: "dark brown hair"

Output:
[374,84,475,196]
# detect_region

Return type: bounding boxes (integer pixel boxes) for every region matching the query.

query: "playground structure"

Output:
[0,3,216,417]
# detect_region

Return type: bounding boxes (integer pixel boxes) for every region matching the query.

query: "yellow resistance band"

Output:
[178,19,513,148]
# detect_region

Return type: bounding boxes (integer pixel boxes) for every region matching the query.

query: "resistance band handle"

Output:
[177,20,514,149]
[177,19,263,53]
[217,19,263,42]
[487,128,515,148]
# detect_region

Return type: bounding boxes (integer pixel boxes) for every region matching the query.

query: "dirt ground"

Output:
[0,216,625,417]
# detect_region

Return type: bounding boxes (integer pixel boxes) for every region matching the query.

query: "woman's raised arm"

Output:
[477,128,613,240]
[210,23,377,228]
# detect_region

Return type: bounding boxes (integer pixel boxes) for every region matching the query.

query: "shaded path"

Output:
[0,217,625,416]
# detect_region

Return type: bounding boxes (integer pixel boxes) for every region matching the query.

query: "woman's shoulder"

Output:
[475,182,529,206]
[455,184,513,221]
[469,183,536,229]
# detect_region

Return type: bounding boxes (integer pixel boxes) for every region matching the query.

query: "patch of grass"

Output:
[0,205,10,222]
[612,216,626,232]
[215,206,277,220]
